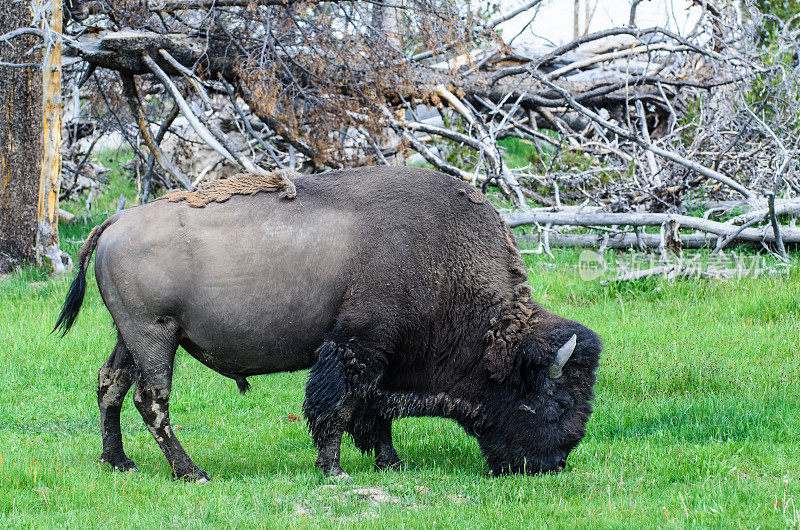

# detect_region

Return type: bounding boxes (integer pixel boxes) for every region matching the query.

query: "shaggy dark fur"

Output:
[55,166,601,480]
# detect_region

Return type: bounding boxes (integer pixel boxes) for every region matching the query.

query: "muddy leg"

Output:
[304,339,386,479]
[98,336,138,472]
[123,324,209,482]
[132,376,209,482]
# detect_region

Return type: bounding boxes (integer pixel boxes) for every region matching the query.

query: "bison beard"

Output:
[55,166,601,480]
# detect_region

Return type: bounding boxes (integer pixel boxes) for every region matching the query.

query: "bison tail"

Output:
[53,216,118,336]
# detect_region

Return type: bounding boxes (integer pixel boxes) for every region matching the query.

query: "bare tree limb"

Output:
[503,211,800,243]
[143,99,182,202]
[142,54,238,166]
[222,78,286,169]
[120,72,192,189]
[766,191,788,259]
[528,72,756,200]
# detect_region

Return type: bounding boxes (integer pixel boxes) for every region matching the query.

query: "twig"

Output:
[142,54,238,166]
[766,191,788,259]
[120,73,192,189]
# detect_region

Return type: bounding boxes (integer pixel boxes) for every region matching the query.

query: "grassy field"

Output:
[2,162,800,527]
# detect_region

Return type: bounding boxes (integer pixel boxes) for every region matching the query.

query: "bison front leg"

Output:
[349,411,404,471]
[98,337,138,472]
[303,339,386,479]
[372,418,404,471]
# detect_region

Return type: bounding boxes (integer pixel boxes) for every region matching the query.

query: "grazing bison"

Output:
[55,166,601,481]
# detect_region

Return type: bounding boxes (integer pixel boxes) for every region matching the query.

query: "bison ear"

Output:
[515,338,549,395]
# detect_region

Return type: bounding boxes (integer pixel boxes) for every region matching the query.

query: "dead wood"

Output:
[13,0,792,247]
[518,231,723,250]
[503,211,800,244]
[120,72,192,189]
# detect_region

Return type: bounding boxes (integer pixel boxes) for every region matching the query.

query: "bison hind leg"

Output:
[119,319,210,482]
[98,335,138,472]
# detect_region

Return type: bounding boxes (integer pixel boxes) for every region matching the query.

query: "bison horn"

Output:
[548,334,577,379]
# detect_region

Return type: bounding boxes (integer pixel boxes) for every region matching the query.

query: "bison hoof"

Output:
[375,457,405,472]
[100,453,139,473]
[323,465,352,482]
[173,467,211,483]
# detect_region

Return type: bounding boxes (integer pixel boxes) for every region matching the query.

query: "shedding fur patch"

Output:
[468,190,485,204]
[483,285,534,382]
[158,170,298,207]
[482,220,536,382]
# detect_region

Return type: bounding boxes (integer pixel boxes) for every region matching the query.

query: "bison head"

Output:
[474,315,601,475]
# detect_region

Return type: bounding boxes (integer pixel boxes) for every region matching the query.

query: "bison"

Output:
[55,166,601,481]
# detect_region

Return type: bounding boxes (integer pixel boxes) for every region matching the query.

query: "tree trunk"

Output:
[373,2,402,49]
[0,0,42,272]
[573,0,580,39]
[37,0,72,275]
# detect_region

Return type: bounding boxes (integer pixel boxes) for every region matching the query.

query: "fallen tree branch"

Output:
[602,263,743,283]
[397,133,472,181]
[711,217,761,254]
[545,42,685,81]
[143,54,238,166]
[222,78,286,170]
[529,72,757,200]
[187,100,260,173]
[730,198,800,225]
[516,229,754,250]
[120,73,192,189]
[387,117,482,149]
[504,210,800,243]
[492,26,712,82]
[433,84,528,208]
[143,99,182,201]
[766,191,788,259]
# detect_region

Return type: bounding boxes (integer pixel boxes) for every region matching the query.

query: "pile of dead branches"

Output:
[5,0,797,254]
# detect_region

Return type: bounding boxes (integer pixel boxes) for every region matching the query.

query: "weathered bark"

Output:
[66,30,211,76]
[373,2,403,49]
[518,232,729,250]
[0,1,42,271]
[37,0,73,275]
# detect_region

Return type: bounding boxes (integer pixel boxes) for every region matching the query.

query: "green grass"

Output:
[498,136,594,174]
[2,154,800,527]
[3,248,799,527]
